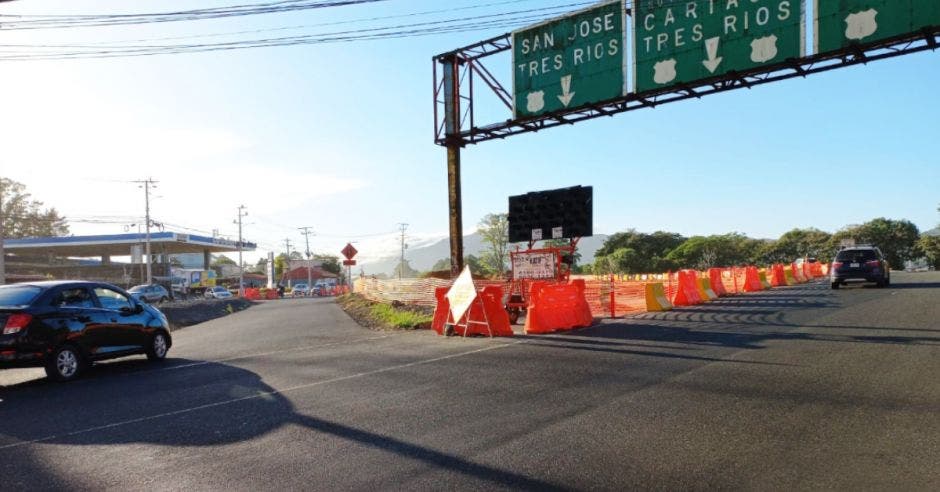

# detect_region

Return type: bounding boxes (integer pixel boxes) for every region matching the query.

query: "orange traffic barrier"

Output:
[672,270,704,306]
[770,264,788,287]
[431,287,451,334]
[644,283,673,312]
[802,261,813,280]
[525,281,594,334]
[743,266,764,292]
[708,268,729,296]
[791,263,807,283]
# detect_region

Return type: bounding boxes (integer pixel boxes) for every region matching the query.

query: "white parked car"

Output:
[291,283,310,297]
[205,286,233,299]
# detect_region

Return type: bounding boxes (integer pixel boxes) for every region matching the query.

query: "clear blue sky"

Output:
[1,0,937,265]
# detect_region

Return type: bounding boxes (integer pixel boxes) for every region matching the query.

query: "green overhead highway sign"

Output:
[512,1,624,119]
[815,0,940,54]
[634,0,805,93]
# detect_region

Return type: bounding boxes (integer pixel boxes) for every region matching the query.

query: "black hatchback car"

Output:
[831,246,891,289]
[0,281,172,381]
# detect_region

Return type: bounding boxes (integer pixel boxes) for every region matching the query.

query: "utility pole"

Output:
[235,205,248,296]
[283,238,293,288]
[398,223,408,280]
[441,53,465,277]
[132,178,158,285]
[0,180,5,285]
[299,226,315,291]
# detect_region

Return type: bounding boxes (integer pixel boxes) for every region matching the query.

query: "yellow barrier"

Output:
[758,270,772,289]
[697,278,718,300]
[645,283,673,312]
[783,269,797,286]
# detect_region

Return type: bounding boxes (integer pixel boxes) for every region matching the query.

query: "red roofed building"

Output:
[280,266,339,286]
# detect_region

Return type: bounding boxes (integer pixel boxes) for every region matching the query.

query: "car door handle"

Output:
[110,318,118,323]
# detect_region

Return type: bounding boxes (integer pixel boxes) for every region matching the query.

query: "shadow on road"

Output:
[0,358,564,491]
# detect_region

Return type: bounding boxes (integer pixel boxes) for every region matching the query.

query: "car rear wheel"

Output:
[45,345,84,382]
[830,282,840,290]
[160,296,169,303]
[147,332,170,361]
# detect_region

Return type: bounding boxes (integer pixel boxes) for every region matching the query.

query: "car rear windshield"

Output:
[0,286,43,307]
[836,250,878,262]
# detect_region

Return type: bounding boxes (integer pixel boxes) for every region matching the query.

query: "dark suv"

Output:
[831,246,891,289]
[0,281,172,381]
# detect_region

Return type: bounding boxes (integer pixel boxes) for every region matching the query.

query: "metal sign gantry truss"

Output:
[431,26,940,275]
[435,28,939,147]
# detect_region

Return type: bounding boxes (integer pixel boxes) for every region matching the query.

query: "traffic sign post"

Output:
[512,1,624,118]
[815,0,940,54]
[341,243,358,261]
[634,0,805,93]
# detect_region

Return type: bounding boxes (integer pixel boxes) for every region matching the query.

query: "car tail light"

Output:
[3,314,33,335]
[866,260,881,268]
[832,262,843,269]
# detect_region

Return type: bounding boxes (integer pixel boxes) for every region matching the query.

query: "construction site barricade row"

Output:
[356,264,822,325]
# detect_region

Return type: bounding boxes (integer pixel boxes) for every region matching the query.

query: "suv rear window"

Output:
[0,285,43,307]
[836,249,878,262]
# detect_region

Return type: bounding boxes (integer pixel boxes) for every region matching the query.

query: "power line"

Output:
[0,2,594,60]
[0,0,389,30]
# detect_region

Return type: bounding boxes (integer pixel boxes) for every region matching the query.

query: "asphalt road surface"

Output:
[2,272,939,490]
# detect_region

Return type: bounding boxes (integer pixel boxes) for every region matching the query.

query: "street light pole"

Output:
[133,178,158,285]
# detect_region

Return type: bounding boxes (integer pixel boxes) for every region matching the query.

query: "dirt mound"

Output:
[158,298,254,331]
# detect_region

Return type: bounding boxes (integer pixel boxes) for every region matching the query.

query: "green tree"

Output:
[0,177,69,238]
[918,234,940,269]
[597,247,642,274]
[594,230,685,273]
[312,254,342,275]
[274,253,290,280]
[665,233,757,269]
[763,228,833,264]
[477,213,509,276]
[429,255,486,277]
[829,218,920,269]
[543,238,582,269]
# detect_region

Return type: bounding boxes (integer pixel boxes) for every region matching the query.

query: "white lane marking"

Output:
[0,341,523,450]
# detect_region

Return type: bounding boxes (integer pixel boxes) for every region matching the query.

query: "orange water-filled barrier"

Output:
[672,270,704,306]
[524,280,594,334]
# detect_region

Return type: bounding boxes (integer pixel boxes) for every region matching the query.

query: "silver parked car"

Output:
[204,286,233,299]
[128,284,171,303]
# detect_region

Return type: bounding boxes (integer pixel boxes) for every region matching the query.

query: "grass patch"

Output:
[337,293,433,331]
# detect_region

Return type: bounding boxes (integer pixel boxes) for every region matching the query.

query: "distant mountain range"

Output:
[359,232,609,277]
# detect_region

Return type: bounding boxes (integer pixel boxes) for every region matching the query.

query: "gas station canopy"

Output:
[5,232,256,258]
